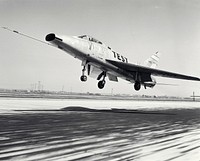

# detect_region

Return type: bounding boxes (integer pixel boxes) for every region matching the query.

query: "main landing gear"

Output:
[97,71,106,89]
[134,72,141,91]
[134,81,141,91]
[98,80,106,89]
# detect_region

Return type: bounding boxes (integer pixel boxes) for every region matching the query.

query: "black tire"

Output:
[80,75,87,82]
[134,82,141,91]
[98,80,106,89]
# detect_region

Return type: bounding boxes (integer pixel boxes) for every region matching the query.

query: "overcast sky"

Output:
[1,0,200,97]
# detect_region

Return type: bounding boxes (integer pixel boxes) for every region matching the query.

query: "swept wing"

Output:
[106,60,200,81]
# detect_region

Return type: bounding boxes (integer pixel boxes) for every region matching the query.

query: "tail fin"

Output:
[144,51,160,68]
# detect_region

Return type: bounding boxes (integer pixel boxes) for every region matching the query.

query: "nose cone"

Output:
[45,33,56,41]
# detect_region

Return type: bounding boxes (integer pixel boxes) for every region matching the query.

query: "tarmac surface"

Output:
[0,98,200,161]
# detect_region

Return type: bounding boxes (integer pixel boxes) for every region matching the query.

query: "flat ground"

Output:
[0,108,200,161]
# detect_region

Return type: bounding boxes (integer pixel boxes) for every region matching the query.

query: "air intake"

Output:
[45,33,56,41]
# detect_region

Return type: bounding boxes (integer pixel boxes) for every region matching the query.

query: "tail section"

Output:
[144,51,160,68]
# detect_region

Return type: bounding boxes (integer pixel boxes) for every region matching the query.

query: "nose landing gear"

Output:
[80,65,87,82]
[80,75,87,82]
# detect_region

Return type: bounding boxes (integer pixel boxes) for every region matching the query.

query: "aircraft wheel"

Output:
[98,80,106,89]
[134,82,141,91]
[80,75,87,82]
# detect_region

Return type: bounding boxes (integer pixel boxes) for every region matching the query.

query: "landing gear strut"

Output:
[80,65,87,82]
[134,81,141,91]
[97,71,106,89]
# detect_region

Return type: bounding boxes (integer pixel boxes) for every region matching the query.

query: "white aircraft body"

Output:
[45,33,200,91]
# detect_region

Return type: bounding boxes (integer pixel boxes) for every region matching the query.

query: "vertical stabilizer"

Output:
[144,51,160,68]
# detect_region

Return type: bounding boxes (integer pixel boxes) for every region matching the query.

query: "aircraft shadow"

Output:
[15,106,176,116]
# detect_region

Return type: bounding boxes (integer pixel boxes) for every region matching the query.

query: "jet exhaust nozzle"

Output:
[45,33,56,41]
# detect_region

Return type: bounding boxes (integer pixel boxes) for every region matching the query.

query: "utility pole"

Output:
[193,91,195,101]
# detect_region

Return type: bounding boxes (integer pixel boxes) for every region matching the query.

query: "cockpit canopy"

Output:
[78,35,103,45]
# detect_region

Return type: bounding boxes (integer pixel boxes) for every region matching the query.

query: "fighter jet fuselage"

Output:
[45,33,200,91]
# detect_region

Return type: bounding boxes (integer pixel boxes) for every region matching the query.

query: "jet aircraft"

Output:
[45,33,200,91]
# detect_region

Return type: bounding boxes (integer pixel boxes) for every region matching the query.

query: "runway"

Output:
[0,98,200,161]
